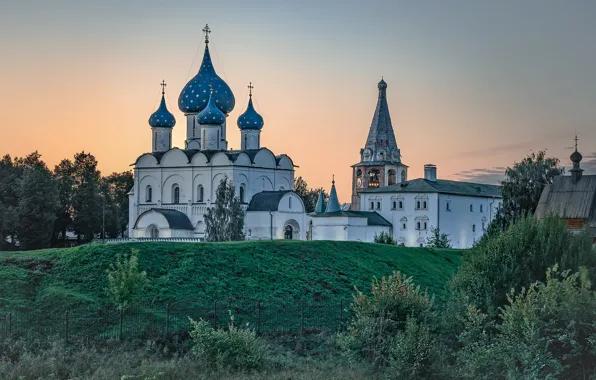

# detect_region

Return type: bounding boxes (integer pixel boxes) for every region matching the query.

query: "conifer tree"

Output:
[204,178,246,242]
[426,226,452,248]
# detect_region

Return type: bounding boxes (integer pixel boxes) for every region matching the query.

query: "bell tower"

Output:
[350,79,408,210]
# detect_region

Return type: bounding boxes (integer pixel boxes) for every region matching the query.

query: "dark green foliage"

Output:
[16,165,59,250]
[454,266,596,379]
[52,159,75,246]
[70,152,103,242]
[449,215,595,320]
[101,171,134,238]
[190,314,267,370]
[338,272,434,366]
[294,176,328,213]
[426,226,452,248]
[373,231,396,245]
[491,150,563,232]
[204,178,246,242]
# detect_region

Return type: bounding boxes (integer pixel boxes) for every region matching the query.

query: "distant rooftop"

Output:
[361,178,502,198]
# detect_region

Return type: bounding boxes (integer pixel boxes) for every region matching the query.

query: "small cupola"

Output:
[149,81,176,128]
[197,87,226,125]
[237,82,264,131]
[325,176,342,213]
[570,135,584,184]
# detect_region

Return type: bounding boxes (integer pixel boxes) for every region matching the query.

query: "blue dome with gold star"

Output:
[149,88,176,128]
[237,94,264,130]
[178,42,235,115]
[197,89,226,125]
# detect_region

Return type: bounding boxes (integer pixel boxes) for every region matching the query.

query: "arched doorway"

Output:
[284,225,293,239]
[146,224,159,238]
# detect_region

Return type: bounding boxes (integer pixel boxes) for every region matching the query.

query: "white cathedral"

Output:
[128,26,502,248]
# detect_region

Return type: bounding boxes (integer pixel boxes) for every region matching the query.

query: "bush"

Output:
[448,215,595,321]
[338,271,434,366]
[373,232,396,245]
[455,266,596,379]
[189,314,267,371]
[106,249,149,310]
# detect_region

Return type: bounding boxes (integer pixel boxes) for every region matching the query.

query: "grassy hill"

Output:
[0,241,461,338]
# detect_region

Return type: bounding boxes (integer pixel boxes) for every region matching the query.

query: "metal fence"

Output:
[0,299,352,343]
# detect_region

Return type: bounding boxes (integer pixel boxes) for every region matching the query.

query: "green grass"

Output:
[0,241,461,339]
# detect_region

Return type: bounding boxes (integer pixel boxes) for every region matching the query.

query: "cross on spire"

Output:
[160,80,167,95]
[332,174,335,185]
[574,133,579,151]
[202,24,211,44]
[248,82,254,97]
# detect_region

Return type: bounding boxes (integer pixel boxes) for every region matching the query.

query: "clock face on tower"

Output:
[356,178,362,187]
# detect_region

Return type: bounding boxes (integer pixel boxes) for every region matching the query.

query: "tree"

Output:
[70,152,102,242]
[17,165,59,250]
[294,176,328,213]
[102,171,134,238]
[106,249,149,310]
[0,155,19,249]
[204,178,246,242]
[426,226,452,248]
[491,150,563,232]
[52,159,75,246]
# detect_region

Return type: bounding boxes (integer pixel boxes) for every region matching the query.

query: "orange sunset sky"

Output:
[1,0,595,201]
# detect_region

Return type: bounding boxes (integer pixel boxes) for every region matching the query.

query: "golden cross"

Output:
[202,24,211,43]
[248,82,254,97]
[160,80,167,95]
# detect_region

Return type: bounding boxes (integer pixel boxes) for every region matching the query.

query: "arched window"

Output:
[368,169,380,187]
[416,222,421,230]
[376,201,381,210]
[398,200,403,209]
[289,196,292,209]
[470,204,473,212]
[239,185,245,203]
[392,201,397,210]
[423,201,427,209]
[416,201,421,210]
[388,169,396,185]
[284,225,293,240]
[146,186,152,202]
[356,168,362,178]
[423,222,427,230]
[147,224,159,238]
[172,184,180,204]
[480,204,484,213]
[154,132,157,151]
[197,185,204,202]
[401,170,406,182]
[472,224,476,233]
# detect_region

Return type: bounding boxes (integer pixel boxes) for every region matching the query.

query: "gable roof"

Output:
[361,178,502,198]
[310,210,392,227]
[535,175,596,219]
[133,208,194,230]
[247,191,293,211]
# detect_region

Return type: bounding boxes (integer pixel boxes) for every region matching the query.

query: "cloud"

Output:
[451,167,506,184]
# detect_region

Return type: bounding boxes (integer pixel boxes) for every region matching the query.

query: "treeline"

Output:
[0,151,133,250]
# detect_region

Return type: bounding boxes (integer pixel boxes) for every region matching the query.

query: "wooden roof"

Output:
[535,175,596,219]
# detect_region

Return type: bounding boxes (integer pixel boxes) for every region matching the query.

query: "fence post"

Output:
[119,308,123,341]
[213,301,217,329]
[65,310,69,343]
[165,304,170,337]
[339,299,343,332]
[300,301,305,334]
[256,299,261,335]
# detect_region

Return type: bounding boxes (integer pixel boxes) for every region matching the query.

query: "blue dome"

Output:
[178,45,235,114]
[149,93,176,128]
[237,97,264,130]
[197,90,226,125]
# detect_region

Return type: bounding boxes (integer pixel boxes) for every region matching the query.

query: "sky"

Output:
[1,0,595,201]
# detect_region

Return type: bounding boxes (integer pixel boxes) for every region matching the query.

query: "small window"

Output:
[392,201,397,210]
[173,185,180,204]
[472,224,476,233]
[154,132,157,151]
[239,185,246,203]
[446,201,451,211]
[423,222,427,230]
[376,201,381,210]
[480,204,484,213]
[398,200,403,210]
[370,201,374,210]
[289,197,292,209]
[416,222,421,230]
[198,185,204,202]
[470,204,473,212]
[401,223,407,230]
[416,201,421,210]
[482,222,485,230]
[423,201,427,210]
[146,186,152,203]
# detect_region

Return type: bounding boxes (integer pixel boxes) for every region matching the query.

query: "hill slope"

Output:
[0,240,461,311]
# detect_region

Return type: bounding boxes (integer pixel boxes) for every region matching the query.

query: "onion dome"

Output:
[237,83,264,130]
[570,150,582,164]
[178,25,235,114]
[149,81,176,128]
[197,88,226,125]
[378,78,387,90]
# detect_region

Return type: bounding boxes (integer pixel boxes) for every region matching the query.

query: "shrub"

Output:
[425,226,452,248]
[189,313,267,371]
[106,249,149,310]
[373,232,396,245]
[338,271,434,366]
[455,266,596,379]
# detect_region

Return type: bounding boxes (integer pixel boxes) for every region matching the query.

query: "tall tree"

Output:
[103,171,134,238]
[204,178,246,242]
[17,164,59,250]
[71,152,102,242]
[0,155,18,249]
[294,176,328,213]
[52,159,75,246]
[490,150,563,233]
